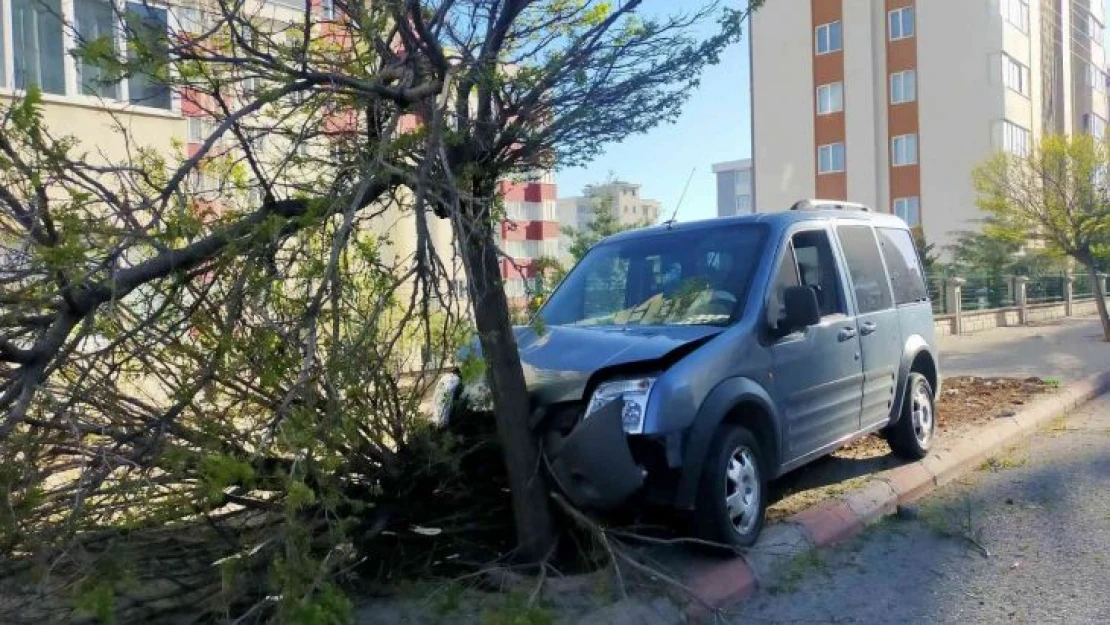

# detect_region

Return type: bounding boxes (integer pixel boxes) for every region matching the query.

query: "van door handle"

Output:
[860,321,877,336]
[838,326,857,341]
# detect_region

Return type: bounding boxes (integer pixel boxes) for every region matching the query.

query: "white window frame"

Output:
[1084,113,1107,138]
[1002,54,1030,97]
[999,120,1031,157]
[893,197,921,227]
[815,21,842,55]
[818,142,845,174]
[891,134,918,166]
[888,6,914,41]
[0,0,179,113]
[1002,0,1030,34]
[816,81,843,115]
[1086,11,1103,41]
[1086,63,1107,92]
[890,70,916,104]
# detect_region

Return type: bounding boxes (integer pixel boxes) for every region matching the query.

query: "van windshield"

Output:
[541,225,768,328]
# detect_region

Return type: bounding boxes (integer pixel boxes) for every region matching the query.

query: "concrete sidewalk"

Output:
[940,317,1110,381]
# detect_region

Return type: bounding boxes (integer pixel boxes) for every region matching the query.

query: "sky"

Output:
[554,1,752,224]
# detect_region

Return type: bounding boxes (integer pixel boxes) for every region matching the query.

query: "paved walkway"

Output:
[730,394,1110,625]
[941,317,1110,381]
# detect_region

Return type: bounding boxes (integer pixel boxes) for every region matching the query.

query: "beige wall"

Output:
[751,0,815,211]
[916,0,1004,247]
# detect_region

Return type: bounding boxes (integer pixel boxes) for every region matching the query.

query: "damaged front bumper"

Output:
[543,400,645,509]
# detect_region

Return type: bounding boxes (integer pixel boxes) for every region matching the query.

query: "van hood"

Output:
[513,324,721,404]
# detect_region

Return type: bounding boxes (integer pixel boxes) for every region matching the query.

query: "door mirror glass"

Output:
[780,285,821,333]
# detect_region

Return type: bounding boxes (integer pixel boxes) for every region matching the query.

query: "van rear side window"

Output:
[876,228,928,305]
[836,225,893,314]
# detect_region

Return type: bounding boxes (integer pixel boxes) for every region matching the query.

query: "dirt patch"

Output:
[766,376,1053,522]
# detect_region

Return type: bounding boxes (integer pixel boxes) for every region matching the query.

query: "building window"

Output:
[1002,0,1029,34]
[3,0,174,108]
[1086,11,1103,41]
[736,170,751,186]
[890,70,916,104]
[75,0,120,99]
[893,197,921,227]
[888,7,915,40]
[12,0,66,94]
[818,142,845,174]
[816,81,844,114]
[1087,63,1107,92]
[125,3,171,109]
[892,134,918,166]
[321,0,335,19]
[737,195,752,212]
[1083,113,1107,138]
[815,21,842,55]
[1002,54,1030,97]
[1000,120,1031,156]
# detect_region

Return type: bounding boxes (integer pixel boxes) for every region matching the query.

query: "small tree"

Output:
[974,134,1110,339]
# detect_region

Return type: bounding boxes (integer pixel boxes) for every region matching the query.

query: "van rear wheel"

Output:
[886,373,935,460]
[693,425,766,548]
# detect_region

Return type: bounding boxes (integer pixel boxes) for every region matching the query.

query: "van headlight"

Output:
[584,377,656,435]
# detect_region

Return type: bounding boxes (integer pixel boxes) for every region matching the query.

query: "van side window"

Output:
[876,227,929,304]
[791,230,845,317]
[767,229,845,329]
[836,225,894,313]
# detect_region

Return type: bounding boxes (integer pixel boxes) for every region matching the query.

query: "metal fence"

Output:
[926,272,1105,315]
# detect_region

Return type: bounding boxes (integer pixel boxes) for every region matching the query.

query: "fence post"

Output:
[1064,270,1074,317]
[947,277,966,335]
[1015,276,1029,325]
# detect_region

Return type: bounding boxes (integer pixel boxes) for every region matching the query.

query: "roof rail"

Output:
[790,199,871,212]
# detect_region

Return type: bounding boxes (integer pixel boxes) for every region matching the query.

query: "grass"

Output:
[917,496,991,558]
[1043,377,1062,389]
[481,594,553,625]
[767,550,829,595]
[977,452,1028,473]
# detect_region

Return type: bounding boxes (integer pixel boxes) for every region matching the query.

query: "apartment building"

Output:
[557,180,661,230]
[751,0,1108,248]
[711,158,755,216]
[0,0,555,305]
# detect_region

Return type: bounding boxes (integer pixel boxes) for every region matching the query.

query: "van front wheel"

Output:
[693,425,766,548]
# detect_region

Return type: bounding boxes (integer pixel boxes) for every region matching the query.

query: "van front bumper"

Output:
[543,400,645,510]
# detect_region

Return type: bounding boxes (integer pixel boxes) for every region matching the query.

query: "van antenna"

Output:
[665,167,696,228]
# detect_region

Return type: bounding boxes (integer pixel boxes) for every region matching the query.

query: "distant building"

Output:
[712,159,755,216]
[557,180,662,230]
[750,0,1108,248]
[557,180,662,260]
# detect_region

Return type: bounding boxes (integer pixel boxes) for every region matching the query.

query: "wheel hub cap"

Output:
[911,384,934,447]
[725,447,760,535]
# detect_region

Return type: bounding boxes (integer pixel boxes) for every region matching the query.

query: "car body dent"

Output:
[544,398,645,509]
[513,323,723,406]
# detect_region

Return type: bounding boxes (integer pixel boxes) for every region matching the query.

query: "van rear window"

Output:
[876,227,929,305]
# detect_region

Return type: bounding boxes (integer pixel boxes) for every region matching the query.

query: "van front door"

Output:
[768,228,863,463]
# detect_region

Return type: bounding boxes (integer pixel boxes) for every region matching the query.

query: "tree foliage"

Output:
[0,0,749,620]
[973,133,1110,338]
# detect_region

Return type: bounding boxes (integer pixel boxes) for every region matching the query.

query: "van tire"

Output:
[693,425,766,548]
[887,373,935,460]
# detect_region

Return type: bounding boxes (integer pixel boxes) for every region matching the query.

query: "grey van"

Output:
[440,200,939,547]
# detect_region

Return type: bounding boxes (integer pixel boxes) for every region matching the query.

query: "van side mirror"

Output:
[780,285,821,333]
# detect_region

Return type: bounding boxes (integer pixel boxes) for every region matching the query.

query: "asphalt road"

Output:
[729,394,1110,625]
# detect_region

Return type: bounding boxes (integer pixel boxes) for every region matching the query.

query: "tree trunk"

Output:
[459,196,556,563]
[1080,256,1110,341]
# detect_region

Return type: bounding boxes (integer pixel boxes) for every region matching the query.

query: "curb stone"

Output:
[678,370,1110,623]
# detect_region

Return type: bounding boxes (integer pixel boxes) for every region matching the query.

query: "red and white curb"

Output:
[682,370,1110,622]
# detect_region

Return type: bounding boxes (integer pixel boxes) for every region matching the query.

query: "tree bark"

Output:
[1080,255,1110,341]
[459,194,556,563]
